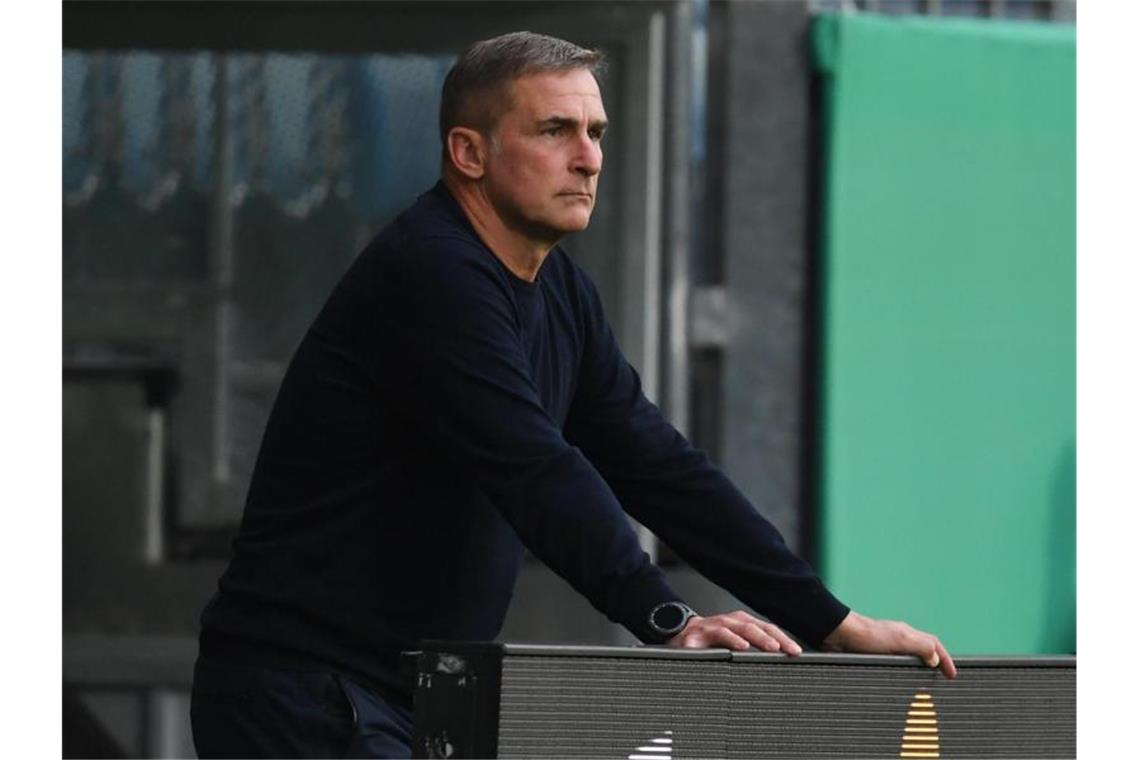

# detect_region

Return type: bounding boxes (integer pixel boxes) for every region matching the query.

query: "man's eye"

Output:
[589,130,604,141]
[543,126,564,136]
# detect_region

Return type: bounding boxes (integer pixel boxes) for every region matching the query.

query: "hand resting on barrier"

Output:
[666,609,958,680]
[820,610,957,679]
[666,610,803,656]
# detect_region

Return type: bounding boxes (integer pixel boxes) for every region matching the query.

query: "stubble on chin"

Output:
[557,192,595,225]
[517,195,594,242]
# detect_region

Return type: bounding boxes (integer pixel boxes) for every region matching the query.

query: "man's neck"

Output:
[442,176,554,282]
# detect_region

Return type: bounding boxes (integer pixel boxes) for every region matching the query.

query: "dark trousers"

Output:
[191,657,413,759]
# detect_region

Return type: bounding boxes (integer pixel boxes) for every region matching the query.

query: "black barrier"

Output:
[410,643,1075,759]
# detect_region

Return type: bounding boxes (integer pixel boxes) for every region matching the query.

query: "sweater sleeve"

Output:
[562,271,850,648]
[361,232,682,643]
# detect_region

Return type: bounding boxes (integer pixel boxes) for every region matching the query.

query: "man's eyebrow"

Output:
[537,115,609,131]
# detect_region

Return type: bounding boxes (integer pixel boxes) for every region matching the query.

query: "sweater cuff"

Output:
[773,580,851,650]
[609,564,686,645]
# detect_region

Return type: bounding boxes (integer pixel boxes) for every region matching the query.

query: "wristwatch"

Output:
[648,601,697,640]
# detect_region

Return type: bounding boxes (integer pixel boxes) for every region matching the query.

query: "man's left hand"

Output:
[821,610,957,679]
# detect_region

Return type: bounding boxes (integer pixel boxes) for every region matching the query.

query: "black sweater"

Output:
[199,182,848,704]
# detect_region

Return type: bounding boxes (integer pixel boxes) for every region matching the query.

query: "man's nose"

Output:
[571,133,602,177]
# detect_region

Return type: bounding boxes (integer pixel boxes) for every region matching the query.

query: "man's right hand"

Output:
[666,610,803,655]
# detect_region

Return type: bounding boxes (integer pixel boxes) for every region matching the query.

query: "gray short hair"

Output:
[439,31,605,146]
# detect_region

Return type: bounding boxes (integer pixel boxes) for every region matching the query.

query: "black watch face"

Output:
[653,603,687,632]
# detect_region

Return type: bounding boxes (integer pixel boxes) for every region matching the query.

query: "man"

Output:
[191,31,955,759]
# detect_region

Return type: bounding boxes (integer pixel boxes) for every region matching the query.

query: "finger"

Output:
[676,633,706,649]
[913,634,945,673]
[934,639,957,679]
[914,634,939,670]
[673,627,712,648]
[895,625,935,666]
[701,625,752,651]
[727,610,779,631]
[719,613,801,655]
[725,620,781,653]
[759,622,803,656]
[676,627,747,651]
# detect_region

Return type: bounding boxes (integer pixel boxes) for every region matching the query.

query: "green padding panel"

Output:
[811,14,1074,655]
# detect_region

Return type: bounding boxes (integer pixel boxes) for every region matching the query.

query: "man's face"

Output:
[482,68,607,242]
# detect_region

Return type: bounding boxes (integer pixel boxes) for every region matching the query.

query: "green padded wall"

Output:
[811,14,1075,654]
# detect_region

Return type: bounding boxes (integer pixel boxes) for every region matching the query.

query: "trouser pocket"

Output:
[334,675,414,759]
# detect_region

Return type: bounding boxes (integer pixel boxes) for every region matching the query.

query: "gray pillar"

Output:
[717,0,813,553]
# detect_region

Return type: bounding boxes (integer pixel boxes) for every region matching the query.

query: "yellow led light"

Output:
[900,691,940,758]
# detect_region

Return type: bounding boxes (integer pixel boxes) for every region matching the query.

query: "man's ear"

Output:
[446,127,487,180]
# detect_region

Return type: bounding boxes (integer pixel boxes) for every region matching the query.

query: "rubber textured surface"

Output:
[414,644,1075,759]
